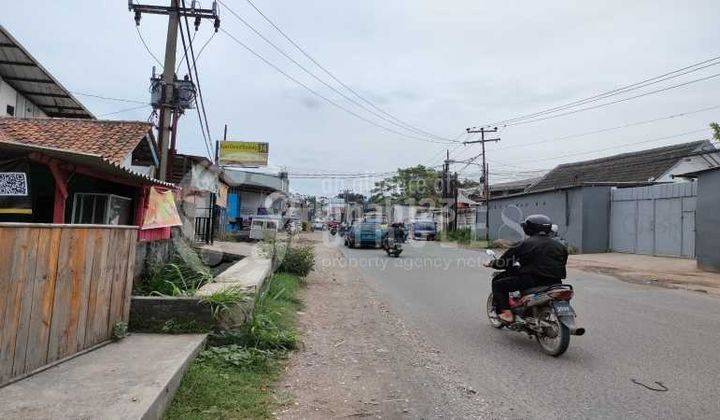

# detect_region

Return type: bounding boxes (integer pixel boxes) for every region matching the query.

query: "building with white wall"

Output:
[0,25,93,120]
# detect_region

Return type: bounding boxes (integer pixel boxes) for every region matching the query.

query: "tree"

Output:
[710,122,720,142]
[336,191,366,204]
[370,165,442,204]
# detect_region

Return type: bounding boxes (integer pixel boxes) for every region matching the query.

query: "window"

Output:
[6,105,15,116]
[71,193,132,225]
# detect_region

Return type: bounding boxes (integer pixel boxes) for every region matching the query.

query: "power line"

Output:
[182,4,215,158]
[176,29,198,73]
[496,103,720,152]
[219,2,452,143]
[219,27,456,144]
[231,0,452,142]
[70,91,147,105]
[502,72,720,127]
[97,104,150,117]
[472,55,720,128]
[178,4,213,159]
[135,26,164,69]
[508,127,709,166]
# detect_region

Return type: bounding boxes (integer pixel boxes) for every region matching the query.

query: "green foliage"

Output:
[711,122,720,142]
[370,165,441,204]
[196,345,277,371]
[445,227,473,244]
[135,249,213,297]
[165,347,281,419]
[166,273,304,419]
[200,288,249,320]
[160,319,210,334]
[210,273,301,350]
[301,220,309,231]
[278,245,315,277]
[111,322,128,341]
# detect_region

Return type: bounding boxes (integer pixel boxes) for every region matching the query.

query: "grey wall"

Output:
[488,186,611,253]
[696,171,720,272]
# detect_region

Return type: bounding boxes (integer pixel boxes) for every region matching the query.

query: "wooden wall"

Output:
[0,223,137,386]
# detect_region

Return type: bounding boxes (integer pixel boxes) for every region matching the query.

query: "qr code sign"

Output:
[0,172,29,196]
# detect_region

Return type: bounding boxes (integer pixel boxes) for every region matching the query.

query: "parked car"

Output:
[345,222,384,248]
[311,220,325,231]
[412,220,437,240]
[249,216,281,240]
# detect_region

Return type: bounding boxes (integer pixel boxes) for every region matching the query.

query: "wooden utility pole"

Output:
[464,127,500,241]
[129,0,219,180]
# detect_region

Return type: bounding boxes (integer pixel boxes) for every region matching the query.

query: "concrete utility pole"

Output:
[129,0,220,180]
[464,127,500,242]
[158,0,180,181]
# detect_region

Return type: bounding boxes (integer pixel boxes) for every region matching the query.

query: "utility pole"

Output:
[129,0,220,180]
[464,127,500,242]
[442,150,451,232]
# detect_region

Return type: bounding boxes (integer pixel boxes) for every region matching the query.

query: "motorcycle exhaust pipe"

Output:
[570,327,586,336]
[559,315,585,336]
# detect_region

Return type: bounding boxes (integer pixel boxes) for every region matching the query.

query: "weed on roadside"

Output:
[165,272,305,419]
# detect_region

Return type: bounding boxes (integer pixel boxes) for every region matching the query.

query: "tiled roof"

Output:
[528,140,715,192]
[0,117,152,164]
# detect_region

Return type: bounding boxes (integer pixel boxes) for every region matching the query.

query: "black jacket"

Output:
[490,235,568,280]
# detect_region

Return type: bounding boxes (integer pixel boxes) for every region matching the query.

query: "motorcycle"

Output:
[485,249,585,357]
[383,235,403,257]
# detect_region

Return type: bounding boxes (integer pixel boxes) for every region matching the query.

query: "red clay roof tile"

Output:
[0,117,152,164]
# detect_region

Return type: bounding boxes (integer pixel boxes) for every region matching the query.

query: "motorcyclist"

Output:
[383,222,405,246]
[484,214,568,323]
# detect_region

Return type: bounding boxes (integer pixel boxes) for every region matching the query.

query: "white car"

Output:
[312,220,325,231]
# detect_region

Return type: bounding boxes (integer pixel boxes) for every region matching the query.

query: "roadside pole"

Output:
[158,0,179,181]
[464,127,500,242]
[129,1,220,181]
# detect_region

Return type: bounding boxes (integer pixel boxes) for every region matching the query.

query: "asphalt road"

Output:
[336,238,720,419]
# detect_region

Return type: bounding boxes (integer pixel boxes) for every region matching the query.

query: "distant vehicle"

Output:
[345,222,383,248]
[311,220,325,231]
[249,215,282,240]
[412,220,437,240]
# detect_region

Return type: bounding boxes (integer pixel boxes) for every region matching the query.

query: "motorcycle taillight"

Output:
[549,289,574,301]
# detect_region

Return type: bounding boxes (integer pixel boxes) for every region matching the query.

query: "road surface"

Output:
[336,238,720,418]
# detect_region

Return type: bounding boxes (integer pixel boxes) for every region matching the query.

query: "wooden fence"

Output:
[0,223,137,386]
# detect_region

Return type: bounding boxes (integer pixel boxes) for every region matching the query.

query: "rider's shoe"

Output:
[498,310,514,323]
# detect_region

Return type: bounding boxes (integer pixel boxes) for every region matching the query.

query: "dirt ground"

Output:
[275,235,499,419]
[567,253,720,296]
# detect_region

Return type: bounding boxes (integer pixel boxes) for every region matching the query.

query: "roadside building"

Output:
[488,177,542,198]
[488,140,719,253]
[222,168,289,234]
[168,153,225,243]
[676,166,720,272]
[0,118,174,227]
[0,25,93,120]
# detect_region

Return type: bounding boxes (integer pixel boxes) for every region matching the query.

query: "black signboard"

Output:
[0,159,32,215]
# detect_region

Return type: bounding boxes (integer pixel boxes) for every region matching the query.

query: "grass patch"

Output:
[165,272,304,419]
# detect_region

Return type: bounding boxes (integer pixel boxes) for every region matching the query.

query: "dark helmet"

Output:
[521,214,553,236]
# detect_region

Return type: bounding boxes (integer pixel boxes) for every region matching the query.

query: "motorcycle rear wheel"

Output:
[535,307,570,357]
[486,294,503,329]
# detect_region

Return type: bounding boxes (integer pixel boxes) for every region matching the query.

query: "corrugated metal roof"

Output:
[0,25,94,119]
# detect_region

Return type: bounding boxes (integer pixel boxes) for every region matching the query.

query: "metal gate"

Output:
[610,182,696,258]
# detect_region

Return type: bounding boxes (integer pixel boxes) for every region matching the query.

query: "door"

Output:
[654,198,683,257]
[610,200,636,253]
[636,200,655,255]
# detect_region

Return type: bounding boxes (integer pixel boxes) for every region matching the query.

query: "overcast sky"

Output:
[4,0,720,196]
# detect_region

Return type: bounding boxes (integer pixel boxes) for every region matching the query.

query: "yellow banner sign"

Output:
[218,141,269,167]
